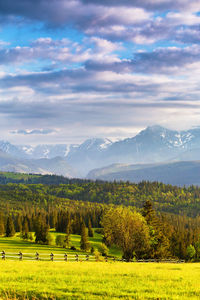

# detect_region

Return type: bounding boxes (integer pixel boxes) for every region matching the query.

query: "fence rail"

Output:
[1,251,185,263]
[1,251,95,262]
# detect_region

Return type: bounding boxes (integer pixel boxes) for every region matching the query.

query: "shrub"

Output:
[99,243,109,256]
[46,233,54,245]
[94,249,100,261]
[70,246,77,251]
[56,235,66,247]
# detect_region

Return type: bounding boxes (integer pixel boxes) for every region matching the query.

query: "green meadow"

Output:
[0,260,200,299]
[0,230,121,259]
[0,234,200,299]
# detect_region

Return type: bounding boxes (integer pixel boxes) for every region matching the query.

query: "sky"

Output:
[1,0,200,145]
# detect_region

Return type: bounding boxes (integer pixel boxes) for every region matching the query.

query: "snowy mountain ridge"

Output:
[1,126,200,176]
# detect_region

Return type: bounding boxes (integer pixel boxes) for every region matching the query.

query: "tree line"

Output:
[1,180,200,217]
[1,199,200,261]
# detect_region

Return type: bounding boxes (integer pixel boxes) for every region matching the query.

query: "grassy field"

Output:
[0,230,121,259]
[0,234,199,299]
[0,261,200,299]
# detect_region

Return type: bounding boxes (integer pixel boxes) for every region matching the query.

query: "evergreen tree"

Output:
[16,214,22,232]
[0,212,5,235]
[35,215,49,244]
[80,222,90,251]
[88,219,94,237]
[142,200,170,258]
[64,220,70,247]
[22,217,29,240]
[5,215,15,237]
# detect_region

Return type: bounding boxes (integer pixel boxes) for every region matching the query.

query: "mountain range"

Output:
[87,161,200,186]
[0,125,200,183]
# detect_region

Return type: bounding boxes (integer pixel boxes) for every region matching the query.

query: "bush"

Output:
[70,246,77,251]
[94,249,100,261]
[46,233,54,245]
[187,244,196,261]
[56,235,66,247]
[99,243,109,256]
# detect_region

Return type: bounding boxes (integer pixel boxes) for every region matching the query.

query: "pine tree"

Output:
[5,215,15,237]
[88,219,94,237]
[22,217,29,240]
[80,222,90,251]
[16,214,22,232]
[0,212,5,235]
[65,220,71,247]
[35,215,49,244]
[142,200,170,258]
[142,199,155,225]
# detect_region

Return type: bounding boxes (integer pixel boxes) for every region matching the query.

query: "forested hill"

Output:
[0,172,90,185]
[0,172,200,217]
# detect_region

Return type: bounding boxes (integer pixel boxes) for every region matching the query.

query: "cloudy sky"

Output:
[1,0,200,144]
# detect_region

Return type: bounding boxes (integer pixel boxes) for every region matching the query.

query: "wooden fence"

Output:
[1,251,185,263]
[0,251,96,262]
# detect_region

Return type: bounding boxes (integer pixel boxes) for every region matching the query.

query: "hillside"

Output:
[87,161,200,186]
[0,173,200,216]
[0,150,77,178]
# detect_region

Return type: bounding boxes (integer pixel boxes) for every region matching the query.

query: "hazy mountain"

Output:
[0,149,77,178]
[0,141,27,158]
[103,125,200,164]
[66,138,113,175]
[17,144,78,159]
[77,125,200,175]
[173,148,200,162]
[1,125,200,176]
[87,161,200,186]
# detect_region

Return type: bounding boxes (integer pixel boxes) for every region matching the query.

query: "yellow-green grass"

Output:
[0,231,121,258]
[0,261,200,299]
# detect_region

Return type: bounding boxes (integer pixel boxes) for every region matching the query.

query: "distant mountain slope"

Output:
[0,150,77,177]
[66,138,113,175]
[1,125,200,176]
[65,126,200,175]
[87,161,200,186]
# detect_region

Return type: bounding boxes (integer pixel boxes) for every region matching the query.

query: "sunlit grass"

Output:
[0,230,121,258]
[1,234,198,299]
[0,261,200,299]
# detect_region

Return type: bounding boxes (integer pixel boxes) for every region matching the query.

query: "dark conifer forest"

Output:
[0,172,200,261]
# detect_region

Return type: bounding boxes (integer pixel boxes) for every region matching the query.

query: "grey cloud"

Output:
[0,97,197,125]
[0,0,198,22]
[11,129,56,135]
[0,0,150,28]
[86,46,200,74]
[0,0,199,45]
[84,20,172,45]
[0,39,74,65]
[0,68,160,95]
[82,0,199,11]
[176,27,200,44]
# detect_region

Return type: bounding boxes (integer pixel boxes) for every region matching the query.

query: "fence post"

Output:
[35,252,39,260]
[50,253,54,261]
[1,251,5,260]
[19,251,23,261]
[64,254,68,262]
[75,254,79,262]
